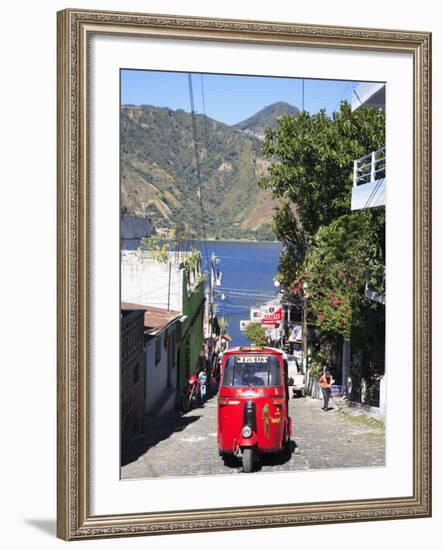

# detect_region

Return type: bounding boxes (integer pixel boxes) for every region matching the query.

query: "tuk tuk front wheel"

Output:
[242,447,255,473]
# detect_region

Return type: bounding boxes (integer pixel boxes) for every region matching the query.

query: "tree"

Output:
[290,208,385,396]
[260,101,385,285]
[259,101,385,399]
[302,210,385,339]
[245,323,267,347]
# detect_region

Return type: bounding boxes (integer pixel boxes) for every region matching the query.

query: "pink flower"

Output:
[339,271,346,278]
[347,279,353,286]
[332,299,342,306]
[327,290,334,298]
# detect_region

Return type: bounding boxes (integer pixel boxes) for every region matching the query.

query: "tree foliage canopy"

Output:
[259,102,385,285]
[302,210,385,337]
[260,101,385,339]
[245,323,267,347]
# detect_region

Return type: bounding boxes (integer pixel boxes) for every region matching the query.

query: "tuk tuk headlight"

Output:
[242,425,252,438]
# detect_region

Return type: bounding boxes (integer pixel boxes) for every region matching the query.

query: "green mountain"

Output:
[121,102,298,240]
[234,101,300,140]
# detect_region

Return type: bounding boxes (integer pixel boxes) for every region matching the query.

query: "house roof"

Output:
[121,302,181,336]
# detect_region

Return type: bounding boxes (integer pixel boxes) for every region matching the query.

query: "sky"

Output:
[121,69,364,125]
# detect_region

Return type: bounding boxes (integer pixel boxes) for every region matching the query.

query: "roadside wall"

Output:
[121,251,183,311]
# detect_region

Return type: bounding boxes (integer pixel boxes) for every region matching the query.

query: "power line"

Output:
[334,81,355,113]
[217,288,275,296]
[200,74,210,147]
[188,73,210,264]
[197,76,212,264]
[361,176,385,210]
[215,290,277,298]
[200,254,276,263]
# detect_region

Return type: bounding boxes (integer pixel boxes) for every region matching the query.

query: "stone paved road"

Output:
[121,393,385,479]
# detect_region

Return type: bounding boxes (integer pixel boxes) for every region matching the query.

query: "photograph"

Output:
[119,70,387,479]
[1,0,438,545]
[55,7,431,539]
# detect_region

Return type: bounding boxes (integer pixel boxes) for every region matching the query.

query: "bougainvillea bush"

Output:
[300,210,385,338]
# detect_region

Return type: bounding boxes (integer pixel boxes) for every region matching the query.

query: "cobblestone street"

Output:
[121,391,385,479]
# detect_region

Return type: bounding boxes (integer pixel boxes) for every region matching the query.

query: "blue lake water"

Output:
[122,238,282,347]
[198,241,282,346]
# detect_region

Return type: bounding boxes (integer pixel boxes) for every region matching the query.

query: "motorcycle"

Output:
[181,374,201,412]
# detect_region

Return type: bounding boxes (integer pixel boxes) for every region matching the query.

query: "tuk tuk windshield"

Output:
[222,355,282,387]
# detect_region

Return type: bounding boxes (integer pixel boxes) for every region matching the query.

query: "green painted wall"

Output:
[176,272,205,393]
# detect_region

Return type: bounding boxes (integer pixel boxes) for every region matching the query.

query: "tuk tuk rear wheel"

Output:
[242,448,255,473]
[283,437,292,456]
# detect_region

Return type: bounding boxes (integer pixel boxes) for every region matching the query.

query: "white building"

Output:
[121,250,201,312]
[351,83,386,211]
[122,303,182,416]
[351,82,385,112]
[121,249,206,406]
[349,82,387,415]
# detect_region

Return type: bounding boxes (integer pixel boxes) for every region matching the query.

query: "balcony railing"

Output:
[353,147,386,187]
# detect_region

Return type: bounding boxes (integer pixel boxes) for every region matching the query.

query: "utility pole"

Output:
[206,253,219,367]
[302,283,308,372]
[167,261,172,311]
[342,337,351,397]
[209,253,216,329]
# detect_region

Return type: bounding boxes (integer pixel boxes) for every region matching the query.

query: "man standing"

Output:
[319,367,335,411]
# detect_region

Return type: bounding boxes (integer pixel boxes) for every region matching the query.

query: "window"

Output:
[222,355,282,387]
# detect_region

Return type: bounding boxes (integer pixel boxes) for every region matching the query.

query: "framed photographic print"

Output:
[57,8,431,540]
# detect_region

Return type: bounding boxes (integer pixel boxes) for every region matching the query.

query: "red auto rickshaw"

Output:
[217,346,292,472]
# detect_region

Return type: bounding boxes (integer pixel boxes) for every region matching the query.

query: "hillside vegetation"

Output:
[234,101,300,140]
[121,102,299,240]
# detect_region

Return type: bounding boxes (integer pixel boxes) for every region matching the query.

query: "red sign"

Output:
[261,306,282,325]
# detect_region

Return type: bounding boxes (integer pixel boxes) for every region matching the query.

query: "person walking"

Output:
[197,367,208,402]
[319,367,335,411]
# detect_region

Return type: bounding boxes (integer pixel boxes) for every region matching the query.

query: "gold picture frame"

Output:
[57,8,431,540]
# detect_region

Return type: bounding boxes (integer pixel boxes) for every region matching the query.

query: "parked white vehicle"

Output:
[287,354,305,397]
